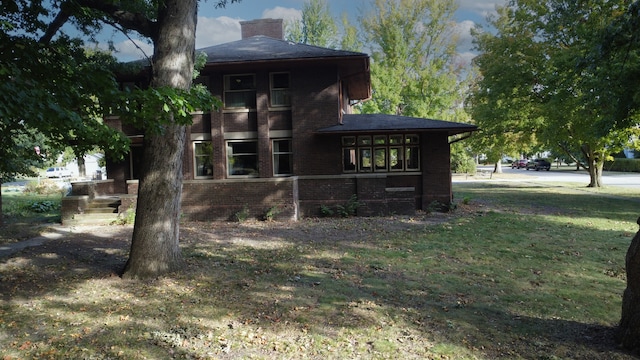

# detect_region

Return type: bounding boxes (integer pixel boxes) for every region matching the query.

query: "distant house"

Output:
[64,19,477,222]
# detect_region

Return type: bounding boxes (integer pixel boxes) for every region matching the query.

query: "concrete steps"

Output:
[63,196,122,226]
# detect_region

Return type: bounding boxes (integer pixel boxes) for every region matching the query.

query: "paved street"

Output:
[459,165,640,189]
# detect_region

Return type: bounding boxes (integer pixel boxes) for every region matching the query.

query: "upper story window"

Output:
[224,74,256,109]
[342,134,420,173]
[270,72,290,107]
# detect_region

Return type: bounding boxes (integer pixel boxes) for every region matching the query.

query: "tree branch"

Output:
[40,0,158,44]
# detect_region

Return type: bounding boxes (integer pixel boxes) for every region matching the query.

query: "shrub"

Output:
[262,205,280,221]
[23,180,69,196]
[28,200,59,213]
[320,195,361,218]
[233,205,250,222]
[112,208,136,225]
[605,158,640,172]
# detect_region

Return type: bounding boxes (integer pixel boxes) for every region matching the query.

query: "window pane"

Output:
[228,75,254,90]
[406,146,420,170]
[358,136,371,146]
[272,73,289,88]
[374,135,386,145]
[374,148,386,171]
[273,139,293,175]
[195,142,213,177]
[225,91,256,108]
[274,154,292,175]
[271,89,290,106]
[228,141,258,176]
[405,134,419,144]
[389,147,403,170]
[389,135,403,145]
[343,148,356,171]
[359,148,372,171]
[342,136,356,146]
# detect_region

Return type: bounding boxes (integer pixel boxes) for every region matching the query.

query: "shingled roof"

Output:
[317,114,478,136]
[199,35,368,64]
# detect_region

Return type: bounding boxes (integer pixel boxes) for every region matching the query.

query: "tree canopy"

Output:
[469,0,640,186]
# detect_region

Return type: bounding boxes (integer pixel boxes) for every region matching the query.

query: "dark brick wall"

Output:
[421,133,452,207]
[181,178,298,221]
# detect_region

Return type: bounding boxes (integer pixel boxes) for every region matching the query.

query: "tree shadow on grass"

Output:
[0,205,638,358]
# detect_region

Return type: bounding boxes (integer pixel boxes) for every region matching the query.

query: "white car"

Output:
[46,167,72,178]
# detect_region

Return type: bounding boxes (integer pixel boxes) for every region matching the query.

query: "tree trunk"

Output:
[494,161,503,174]
[121,0,197,279]
[77,155,86,178]
[586,155,604,188]
[617,217,640,351]
[0,181,3,227]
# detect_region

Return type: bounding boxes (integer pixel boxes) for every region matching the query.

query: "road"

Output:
[463,165,640,189]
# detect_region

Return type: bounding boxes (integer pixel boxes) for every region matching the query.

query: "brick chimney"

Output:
[240,19,284,40]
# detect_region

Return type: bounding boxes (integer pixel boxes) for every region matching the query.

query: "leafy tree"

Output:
[0,7,129,225]
[359,0,463,120]
[591,1,640,351]
[2,0,230,278]
[470,0,639,187]
[285,0,338,48]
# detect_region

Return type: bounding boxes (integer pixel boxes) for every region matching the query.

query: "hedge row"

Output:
[605,158,640,172]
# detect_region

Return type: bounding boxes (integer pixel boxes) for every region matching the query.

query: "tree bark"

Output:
[121,0,197,279]
[617,217,640,351]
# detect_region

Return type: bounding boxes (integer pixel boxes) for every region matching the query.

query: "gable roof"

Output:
[316,114,478,136]
[199,35,369,64]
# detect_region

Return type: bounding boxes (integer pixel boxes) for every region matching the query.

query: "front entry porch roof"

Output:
[317,114,478,136]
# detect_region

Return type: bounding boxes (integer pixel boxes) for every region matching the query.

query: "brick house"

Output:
[63,19,477,223]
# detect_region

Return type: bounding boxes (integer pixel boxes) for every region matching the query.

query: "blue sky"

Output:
[102,0,506,62]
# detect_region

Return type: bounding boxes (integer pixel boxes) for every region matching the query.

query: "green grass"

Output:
[1,190,62,244]
[0,182,638,359]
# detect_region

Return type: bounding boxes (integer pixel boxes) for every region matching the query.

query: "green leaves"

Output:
[111,83,221,135]
[469,0,638,179]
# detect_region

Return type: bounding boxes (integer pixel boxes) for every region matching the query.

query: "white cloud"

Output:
[113,38,154,61]
[196,15,242,49]
[262,7,302,22]
[454,20,476,53]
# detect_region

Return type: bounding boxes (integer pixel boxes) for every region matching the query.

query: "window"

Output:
[270,72,290,107]
[194,141,213,178]
[342,134,420,173]
[273,139,293,176]
[224,74,256,109]
[227,140,258,176]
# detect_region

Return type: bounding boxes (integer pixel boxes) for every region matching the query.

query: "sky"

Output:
[104,0,507,63]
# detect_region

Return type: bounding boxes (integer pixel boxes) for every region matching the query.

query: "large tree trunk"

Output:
[122,0,197,279]
[617,217,640,351]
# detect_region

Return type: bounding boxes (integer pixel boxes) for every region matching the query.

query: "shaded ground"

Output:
[0,199,636,359]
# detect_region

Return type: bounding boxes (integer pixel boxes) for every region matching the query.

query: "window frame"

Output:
[341,134,420,173]
[193,141,214,179]
[226,139,259,177]
[272,138,293,176]
[270,72,291,108]
[223,74,256,110]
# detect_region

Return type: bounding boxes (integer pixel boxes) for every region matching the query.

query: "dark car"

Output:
[511,159,527,169]
[526,159,551,171]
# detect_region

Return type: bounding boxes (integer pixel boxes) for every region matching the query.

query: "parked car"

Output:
[526,159,551,171]
[511,159,527,169]
[46,167,72,178]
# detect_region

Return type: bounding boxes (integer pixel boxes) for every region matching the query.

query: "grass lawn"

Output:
[0,181,639,359]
